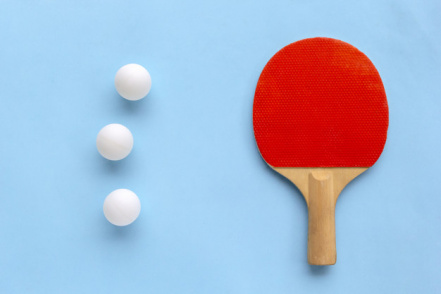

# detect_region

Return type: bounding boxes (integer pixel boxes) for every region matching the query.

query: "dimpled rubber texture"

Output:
[253,37,389,167]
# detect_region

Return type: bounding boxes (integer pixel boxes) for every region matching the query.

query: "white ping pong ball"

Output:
[96,124,134,161]
[115,63,152,101]
[103,189,141,226]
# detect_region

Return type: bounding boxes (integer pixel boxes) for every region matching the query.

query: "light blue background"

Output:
[0,0,440,293]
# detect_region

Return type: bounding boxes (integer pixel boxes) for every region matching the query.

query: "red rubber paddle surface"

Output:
[253,37,389,167]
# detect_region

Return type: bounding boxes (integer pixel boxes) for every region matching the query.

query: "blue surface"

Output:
[0,0,440,293]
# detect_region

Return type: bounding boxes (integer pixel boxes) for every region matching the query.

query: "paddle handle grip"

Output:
[307,171,336,265]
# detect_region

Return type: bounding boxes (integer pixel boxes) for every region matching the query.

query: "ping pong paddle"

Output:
[253,37,388,265]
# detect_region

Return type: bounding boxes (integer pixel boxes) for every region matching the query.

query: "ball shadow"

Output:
[101,216,142,242]
[96,154,133,176]
[112,87,155,118]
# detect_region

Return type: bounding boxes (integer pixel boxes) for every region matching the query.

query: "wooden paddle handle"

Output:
[307,171,336,265]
